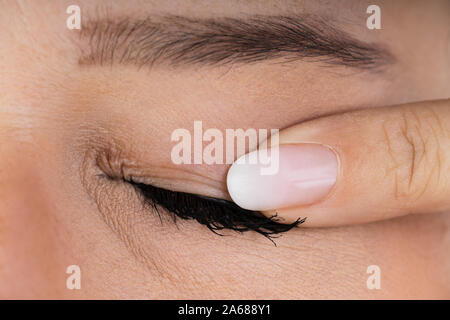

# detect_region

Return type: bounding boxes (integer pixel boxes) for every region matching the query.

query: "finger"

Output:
[226,99,450,227]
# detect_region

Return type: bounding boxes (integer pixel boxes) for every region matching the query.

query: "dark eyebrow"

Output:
[77,14,394,70]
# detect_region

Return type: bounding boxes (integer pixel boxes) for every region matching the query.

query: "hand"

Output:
[227,99,450,227]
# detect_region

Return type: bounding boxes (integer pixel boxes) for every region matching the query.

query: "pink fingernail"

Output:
[227,144,338,210]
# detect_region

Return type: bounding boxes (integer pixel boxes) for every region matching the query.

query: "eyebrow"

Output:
[77,14,394,71]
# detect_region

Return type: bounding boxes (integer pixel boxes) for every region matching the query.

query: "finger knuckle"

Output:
[383,108,444,202]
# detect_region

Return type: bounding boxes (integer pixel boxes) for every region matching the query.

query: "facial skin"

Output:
[0,0,449,299]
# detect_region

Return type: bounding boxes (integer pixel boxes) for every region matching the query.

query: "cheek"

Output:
[0,138,155,299]
[0,149,65,298]
[136,213,450,299]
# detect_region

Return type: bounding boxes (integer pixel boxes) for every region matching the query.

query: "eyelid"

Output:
[90,147,303,240]
[127,179,304,242]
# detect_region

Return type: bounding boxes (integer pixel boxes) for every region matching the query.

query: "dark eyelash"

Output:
[128,180,305,243]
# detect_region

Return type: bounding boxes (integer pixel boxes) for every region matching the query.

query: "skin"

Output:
[0,0,449,299]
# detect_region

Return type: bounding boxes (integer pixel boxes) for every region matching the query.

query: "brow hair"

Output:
[77,14,393,70]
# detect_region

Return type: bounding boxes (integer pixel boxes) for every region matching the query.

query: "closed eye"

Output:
[127,179,304,243]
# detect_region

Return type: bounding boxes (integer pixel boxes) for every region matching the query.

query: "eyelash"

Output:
[126,179,304,242]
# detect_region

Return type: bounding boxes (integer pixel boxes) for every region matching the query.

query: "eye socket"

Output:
[127,179,304,242]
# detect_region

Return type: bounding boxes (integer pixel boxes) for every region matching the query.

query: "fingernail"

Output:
[227,144,338,210]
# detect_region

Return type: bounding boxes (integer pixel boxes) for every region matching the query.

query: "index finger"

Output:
[227,99,450,227]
